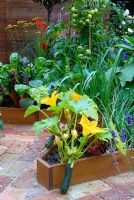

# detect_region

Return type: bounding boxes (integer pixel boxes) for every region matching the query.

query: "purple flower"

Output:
[113,161,119,166]
[119,128,127,143]
[57,13,62,23]
[122,52,128,61]
[22,57,29,66]
[93,50,98,55]
[48,82,58,90]
[111,130,116,138]
[126,113,133,126]
[108,147,115,155]
[123,41,129,45]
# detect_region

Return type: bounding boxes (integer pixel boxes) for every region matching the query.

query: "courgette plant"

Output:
[24,90,127,194]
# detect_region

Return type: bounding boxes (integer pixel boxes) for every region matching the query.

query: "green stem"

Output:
[74,114,77,130]
[83,138,96,154]
[59,109,63,121]
[39,109,49,118]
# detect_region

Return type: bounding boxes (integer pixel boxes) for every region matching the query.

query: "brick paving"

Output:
[0,124,134,200]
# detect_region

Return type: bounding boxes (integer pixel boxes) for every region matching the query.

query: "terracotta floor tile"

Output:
[104,172,134,188]
[0,176,13,193]
[0,153,18,168]
[7,140,30,154]
[97,187,134,200]
[68,180,111,199]
[0,145,8,155]
[0,161,29,177]
[0,188,27,200]
[31,190,73,200]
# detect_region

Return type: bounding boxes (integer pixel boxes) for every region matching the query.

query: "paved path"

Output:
[0,124,134,200]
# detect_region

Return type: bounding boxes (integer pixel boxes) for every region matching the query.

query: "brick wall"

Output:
[0,0,68,63]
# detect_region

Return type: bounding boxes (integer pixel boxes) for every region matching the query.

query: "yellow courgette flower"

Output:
[71,90,82,101]
[79,114,105,136]
[40,91,59,107]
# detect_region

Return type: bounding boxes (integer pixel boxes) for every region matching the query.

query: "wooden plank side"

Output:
[37,158,51,190]
[0,107,39,124]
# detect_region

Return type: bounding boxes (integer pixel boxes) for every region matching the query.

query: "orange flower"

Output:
[57,31,62,36]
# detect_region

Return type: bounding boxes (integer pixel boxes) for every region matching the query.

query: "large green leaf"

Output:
[29,80,43,88]
[118,63,134,86]
[34,57,46,68]
[58,97,93,115]
[33,120,46,136]
[96,131,112,142]
[29,86,48,104]
[43,116,59,128]
[81,101,98,121]
[58,91,71,101]
[20,98,34,109]
[48,106,62,114]
[15,84,30,96]
[24,105,40,117]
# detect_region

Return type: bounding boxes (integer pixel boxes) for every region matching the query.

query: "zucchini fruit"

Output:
[60,164,73,194]
[45,135,55,148]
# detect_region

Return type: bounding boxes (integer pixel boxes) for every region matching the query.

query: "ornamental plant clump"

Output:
[5,18,48,61]
[25,90,127,194]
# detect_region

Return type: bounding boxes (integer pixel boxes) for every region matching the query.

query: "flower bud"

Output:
[62,133,69,139]
[64,109,70,118]
[71,129,78,139]
[67,149,73,156]
[55,136,62,146]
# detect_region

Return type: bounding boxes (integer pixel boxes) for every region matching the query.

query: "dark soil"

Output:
[1,96,14,107]
[45,147,93,165]
[44,141,109,165]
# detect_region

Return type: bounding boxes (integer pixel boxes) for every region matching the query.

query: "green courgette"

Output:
[60,164,73,194]
[0,119,4,130]
[45,135,55,148]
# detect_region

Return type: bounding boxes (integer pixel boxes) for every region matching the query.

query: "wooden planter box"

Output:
[0,107,39,124]
[37,147,134,190]
[0,107,53,124]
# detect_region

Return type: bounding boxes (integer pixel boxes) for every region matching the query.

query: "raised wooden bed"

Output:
[37,147,134,190]
[0,107,53,124]
[0,107,39,124]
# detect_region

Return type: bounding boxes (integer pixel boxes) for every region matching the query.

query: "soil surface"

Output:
[45,141,109,165]
[45,147,92,165]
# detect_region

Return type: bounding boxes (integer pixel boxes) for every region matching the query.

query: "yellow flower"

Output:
[17,21,27,25]
[6,24,13,29]
[79,115,105,136]
[40,91,59,107]
[71,90,82,101]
